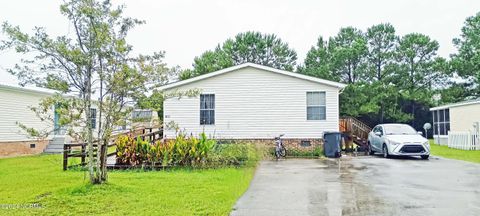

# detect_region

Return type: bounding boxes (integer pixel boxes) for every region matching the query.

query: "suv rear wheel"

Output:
[421,155,429,160]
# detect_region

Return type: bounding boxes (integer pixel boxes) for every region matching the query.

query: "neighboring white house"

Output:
[159,63,346,145]
[0,83,103,156]
[430,99,480,149]
[0,83,154,156]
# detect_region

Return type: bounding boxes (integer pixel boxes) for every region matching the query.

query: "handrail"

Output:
[339,117,372,143]
[341,116,372,131]
[347,116,371,131]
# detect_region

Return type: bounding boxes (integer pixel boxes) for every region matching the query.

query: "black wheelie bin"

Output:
[323,132,342,158]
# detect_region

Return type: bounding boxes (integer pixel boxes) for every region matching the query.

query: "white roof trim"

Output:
[0,82,81,99]
[0,82,59,96]
[158,63,347,91]
[430,99,480,111]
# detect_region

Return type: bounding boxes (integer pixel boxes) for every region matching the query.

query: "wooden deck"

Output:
[63,127,163,170]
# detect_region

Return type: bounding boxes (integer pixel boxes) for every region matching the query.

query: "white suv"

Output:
[368,123,430,159]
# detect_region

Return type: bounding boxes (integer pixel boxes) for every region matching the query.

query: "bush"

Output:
[276,146,323,157]
[209,143,264,167]
[115,132,216,167]
[115,133,264,168]
[116,135,137,165]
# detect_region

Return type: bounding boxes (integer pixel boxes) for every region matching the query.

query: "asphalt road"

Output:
[230,156,480,216]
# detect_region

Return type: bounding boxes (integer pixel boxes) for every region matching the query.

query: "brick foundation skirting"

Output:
[0,139,50,157]
[217,138,324,152]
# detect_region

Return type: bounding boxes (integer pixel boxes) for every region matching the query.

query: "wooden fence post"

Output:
[81,143,86,165]
[149,128,153,141]
[63,145,68,171]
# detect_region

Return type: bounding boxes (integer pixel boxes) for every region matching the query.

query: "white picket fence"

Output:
[448,131,480,150]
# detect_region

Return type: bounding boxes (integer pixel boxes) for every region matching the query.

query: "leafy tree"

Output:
[41,74,70,92]
[178,69,194,81]
[365,23,398,123]
[222,32,297,70]
[366,23,397,81]
[182,31,297,79]
[302,27,374,121]
[395,33,443,127]
[1,0,169,184]
[339,83,378,117]
[451,12,480,97]
[301,24,447,128]
[328,27,368,84]
[297,37,336,81]
[190,48,233,78]
[437,82,476,104]
[137,90,164,120]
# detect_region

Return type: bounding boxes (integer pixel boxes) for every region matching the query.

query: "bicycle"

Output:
[274,134,287,160]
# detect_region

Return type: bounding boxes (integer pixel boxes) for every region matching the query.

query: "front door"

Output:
[54,105,66,135]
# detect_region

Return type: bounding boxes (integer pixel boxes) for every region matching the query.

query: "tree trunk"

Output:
[100,137,108,181]
[95,74,103,183]
[377,61,381,81]
[380,101,385,123]
[377,60,384,123]
[85,69,96,184]
[411,102,415,128]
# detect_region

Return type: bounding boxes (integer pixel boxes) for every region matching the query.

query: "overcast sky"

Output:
[1,0,479,85]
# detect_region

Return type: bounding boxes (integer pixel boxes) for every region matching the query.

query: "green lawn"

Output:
[429,140,480,163]
[0,154,255,215]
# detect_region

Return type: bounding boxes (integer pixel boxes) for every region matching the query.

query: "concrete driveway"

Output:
[230,156,480,216]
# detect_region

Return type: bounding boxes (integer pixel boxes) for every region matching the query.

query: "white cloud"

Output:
[1,0,478,85]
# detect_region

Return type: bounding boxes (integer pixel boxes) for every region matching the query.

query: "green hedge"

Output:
[115,133,264,168]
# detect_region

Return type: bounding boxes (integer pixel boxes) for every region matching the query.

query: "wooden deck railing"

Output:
[138,128,164,143]
[339,116,372,144]
[63,143,117,170]
[63,127,163,170]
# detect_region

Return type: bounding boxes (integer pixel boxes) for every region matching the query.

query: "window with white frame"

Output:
[432,109,449,136]
[306,92,326,120]
[200,94,215,125]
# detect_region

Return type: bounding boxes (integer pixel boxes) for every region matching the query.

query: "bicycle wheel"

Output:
[275,150,280,160]
[280,147,287,157]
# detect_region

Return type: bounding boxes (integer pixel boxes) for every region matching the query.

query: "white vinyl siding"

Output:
[449,103,480,132]
[0,86,101,142]
[0,88,54,141]
[163,67,341,139]
[306,92,326,120]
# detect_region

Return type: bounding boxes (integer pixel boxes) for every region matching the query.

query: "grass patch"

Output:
[0,154,256,215]
[429,140,480,163]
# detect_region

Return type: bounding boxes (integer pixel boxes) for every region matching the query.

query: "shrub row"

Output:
[115,133,263,167]
[210,143,263,167]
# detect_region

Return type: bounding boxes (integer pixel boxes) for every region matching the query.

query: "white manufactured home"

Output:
[0,83,103,156]
[0,83,154,157]
[430,99,480,150]
[160,63,346,146]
